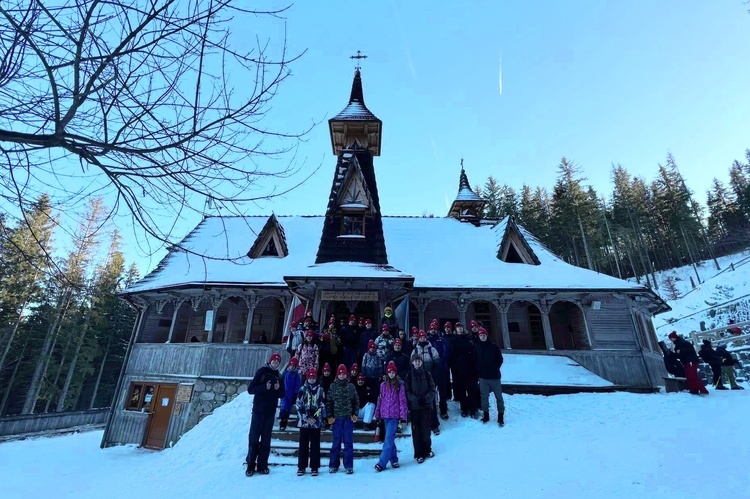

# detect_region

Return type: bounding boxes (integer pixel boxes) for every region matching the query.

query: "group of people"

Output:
[664,331,745,394]
[245,308,506,476]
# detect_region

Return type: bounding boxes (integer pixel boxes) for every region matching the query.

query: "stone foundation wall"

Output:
[185,378,248,433]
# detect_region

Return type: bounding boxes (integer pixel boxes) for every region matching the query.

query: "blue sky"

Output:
[31,1,750,274]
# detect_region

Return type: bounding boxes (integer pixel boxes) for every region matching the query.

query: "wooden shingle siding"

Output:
[105,410,150,446]
[0,409,109,437]
[586,298,637,350]
[564,350,666,387]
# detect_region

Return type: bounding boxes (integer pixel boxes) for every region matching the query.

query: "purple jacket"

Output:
[374,379,408,420]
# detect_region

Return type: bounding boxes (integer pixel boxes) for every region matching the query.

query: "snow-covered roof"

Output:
[124,215,655,294]
[455,186,484,202]
[331,101,379,121]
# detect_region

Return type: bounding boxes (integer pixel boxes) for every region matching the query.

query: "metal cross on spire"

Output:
[350,50,368,70]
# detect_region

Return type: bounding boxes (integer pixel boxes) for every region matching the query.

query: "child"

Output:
[320,362,334,430]
[296,329,319,375]
[717,345,745,390]
[355,373,378,430]
[361,340,384,380]
[279,357,302,430]
[296,368,326,476]
[373,361,408,472]
[349,363,360,383]
[326,364,360,474]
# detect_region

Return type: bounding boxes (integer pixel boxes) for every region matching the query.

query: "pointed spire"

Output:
[448,159,485,222]
[349,69,365,106]
[329,68,382,156]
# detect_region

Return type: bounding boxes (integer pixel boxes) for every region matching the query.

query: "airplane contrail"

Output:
[499,52,503,95]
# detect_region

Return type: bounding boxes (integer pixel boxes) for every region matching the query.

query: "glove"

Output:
[351,415,358,423]
[327,417,335,425]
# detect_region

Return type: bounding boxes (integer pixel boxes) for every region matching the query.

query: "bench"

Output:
[663,376,688,393]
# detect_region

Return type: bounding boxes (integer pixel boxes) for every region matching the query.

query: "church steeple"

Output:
[329,68,382,156]
[316,66,388,265]
[448,161,486,224]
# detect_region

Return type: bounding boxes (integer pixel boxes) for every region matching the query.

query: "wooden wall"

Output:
[0,408,109,437]
[585,297,638,350]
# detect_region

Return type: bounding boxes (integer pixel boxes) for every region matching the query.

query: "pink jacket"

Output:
[374,379,408,420]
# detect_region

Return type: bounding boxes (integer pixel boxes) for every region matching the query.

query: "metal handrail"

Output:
[689,319,750,347]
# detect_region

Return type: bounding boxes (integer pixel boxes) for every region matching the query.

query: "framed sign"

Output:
[321,291,378,301]
[175,384,194,403]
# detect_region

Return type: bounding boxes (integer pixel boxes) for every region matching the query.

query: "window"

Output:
[126,382,157,412]
[341,214,365,236]
[261,237,278,256]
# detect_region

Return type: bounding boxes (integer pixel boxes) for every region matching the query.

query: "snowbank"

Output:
[3,389,750,498]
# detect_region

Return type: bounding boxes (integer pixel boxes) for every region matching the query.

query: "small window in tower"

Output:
[340,214,365,237]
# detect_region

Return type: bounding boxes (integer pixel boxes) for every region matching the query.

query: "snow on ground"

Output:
[645,250,750,338]
[503,354,613,387]
[3,389,750,498]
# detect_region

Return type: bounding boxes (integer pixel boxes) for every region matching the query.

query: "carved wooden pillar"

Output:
[166,298,184,343]
[206,294,223,343]
[243,294,258,344]
[574,299,595,349]
[539,300,555,351]
[457,296,468,327]
[415,298,428,331]
[492,299,511,350]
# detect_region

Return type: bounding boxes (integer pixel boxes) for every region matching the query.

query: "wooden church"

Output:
[101,67,670,450]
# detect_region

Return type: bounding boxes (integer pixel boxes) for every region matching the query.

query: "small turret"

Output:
[328,69,382,156]
[448,162,486,224]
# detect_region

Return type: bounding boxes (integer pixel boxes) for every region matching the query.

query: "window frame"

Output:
[125,381,157,412]
[340,212,366,237]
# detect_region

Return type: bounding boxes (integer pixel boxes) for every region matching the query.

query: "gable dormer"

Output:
[248,214,288,258]
[336,156,377,213]
[497,217,540,265]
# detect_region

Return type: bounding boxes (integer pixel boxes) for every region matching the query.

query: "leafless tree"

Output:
[0,0,313,266]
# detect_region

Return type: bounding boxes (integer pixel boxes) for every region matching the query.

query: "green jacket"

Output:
[326,378,359,418]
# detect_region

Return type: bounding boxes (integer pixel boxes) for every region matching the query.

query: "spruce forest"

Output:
[1,150,750,416]
[0,196,138,416]
[474,152,750,289]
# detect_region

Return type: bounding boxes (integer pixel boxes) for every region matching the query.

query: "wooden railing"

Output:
[689,320,750,348]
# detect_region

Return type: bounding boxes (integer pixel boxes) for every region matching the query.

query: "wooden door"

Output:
[143,384,177,450]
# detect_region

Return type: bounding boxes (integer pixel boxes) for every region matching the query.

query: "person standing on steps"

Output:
[405,354,436,464]
[278,357,302,430]
[245,352,285,476]
[326,364,360,475]
[668,332,709,395]
[296,368,326,477]
[474,327,505,427]
[373,361,408,472]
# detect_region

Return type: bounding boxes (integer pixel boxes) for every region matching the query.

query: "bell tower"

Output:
[448,160,486,224]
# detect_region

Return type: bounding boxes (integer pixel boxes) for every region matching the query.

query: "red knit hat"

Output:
[322,333,331,341]
[336,364,349,377]
[478,327,488,336]
[386,361,397,374]
[381,324,390,332]
[411,326,418,333]
[305,329,314,338]
[470,320,479,328]
[350,363,359,372]
[349,315,356,322]
[418,330,427,339]
[288,357,299,367]
[323,363,331,373]
[356,373,366,382]
[394,338,403,346]
[444,321,452,329]
[269,353,281,363]
[368,339,376,350]
[668,332,678,340]
[365,318,373,325]
[306,368,318,380]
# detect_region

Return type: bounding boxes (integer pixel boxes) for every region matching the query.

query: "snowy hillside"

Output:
[646,250,750,339]
[3,390,750,498]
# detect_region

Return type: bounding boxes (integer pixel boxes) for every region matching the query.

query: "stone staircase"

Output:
[269,415,411,462]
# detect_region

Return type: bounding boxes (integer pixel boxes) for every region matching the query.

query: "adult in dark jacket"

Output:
[385,339,411,378]
[381,306,400,332]
[716,345,744,390]
[427,326,450,419]
[668,332,708,395]
[699,339,725,389]
[474,328,505,426]
[405,354,436,463]
[245,353,285,476]
[341,315,360,368]
[452,326,479,418]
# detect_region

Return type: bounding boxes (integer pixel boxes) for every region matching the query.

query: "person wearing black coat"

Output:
[385,339,411,378]
[716,345,744,390]
[245,353,285,476]
[668,332,708,395]
[699,339,726,389]
[405,354,436,463]
[451,326,479,418]
[474,328,505,426]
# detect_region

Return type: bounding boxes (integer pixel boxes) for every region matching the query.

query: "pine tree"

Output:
[482,177,501,219]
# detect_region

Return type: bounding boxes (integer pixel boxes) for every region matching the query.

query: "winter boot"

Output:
[498,412,505,427]
[715,385,728,390]
[731,386,745,390]
[481,411,489,423]
[245,465,254,477]
[279,419,288,431]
